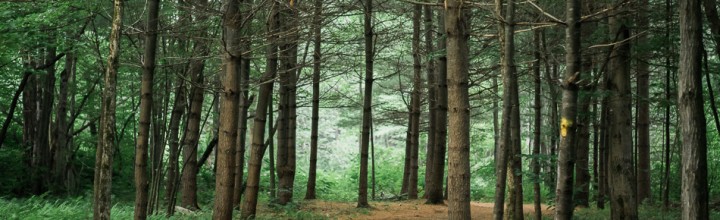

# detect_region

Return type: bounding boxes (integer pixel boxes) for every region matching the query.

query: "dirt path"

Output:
[295,199,552,219]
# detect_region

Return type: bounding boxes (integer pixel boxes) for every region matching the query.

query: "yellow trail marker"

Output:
[560,117,572,137]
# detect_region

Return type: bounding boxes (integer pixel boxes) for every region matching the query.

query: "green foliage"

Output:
[0,148,28,195]
[571,204,720,220]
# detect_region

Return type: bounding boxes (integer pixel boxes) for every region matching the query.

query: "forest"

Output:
[1,0,720,219]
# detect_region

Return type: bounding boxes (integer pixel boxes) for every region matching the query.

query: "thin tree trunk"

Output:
[164,45,188,216]
[357,0,373,208]
[426,0,447,204]
[554,0,581,218]
[423,5,436,199]
[178,0,210,211]
[269,100,276,199]
[445,1,471,218]
[662,0,672,210]
[503,0,522,218]
[0,72,30,149]
[134,0,160,218]
[276,3,298,205]
[305,0,322,200]
[531,29,542,220]
[233,6,253,206]
[407,4,422,200]
[703,53,720,139]
[239,1,278,217]
[678,0,709,218]
[634,0,652,205]
[51,53,75,194]
[93,0,122,218]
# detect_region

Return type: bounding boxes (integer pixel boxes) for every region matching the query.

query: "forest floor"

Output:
[257,199,551,219]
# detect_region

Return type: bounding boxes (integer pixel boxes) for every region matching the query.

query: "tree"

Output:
[503,0,522,218]
[678,0,709,219]
[233,0,253,209]
[213,0,242,217]
[407,4,422,200]
[635,0,651,204]
[93,0,122,218]
[445,0,470,218]
[555,0,580,218]
[276,1,299,205]
[531,28,542,220]
[239,1,279,217]
[607,9,638,219]
[492,0,509,218]
[357,0,373,208]
[134,0,159,218]
[305,0,322,200]
[423,4,437,200]
[426,0,447,204]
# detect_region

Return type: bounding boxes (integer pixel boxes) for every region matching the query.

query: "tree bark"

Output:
[233,0,253,207]
[423,5,436,199]
[554,0,580,218]
[493,1,508,217]
[239,1,278,217]
[531,29,542,220]
[503,0,522,218]
[607,14,638,219]
[93,0,122,218]
[445,1,471,219]
[635,0,651,204]
[357,0,373,208]
[179,0,210,211]
[212,0,242,218]
[426,0,447,205]
[134,0,160,218]
[305,0,322,201]
[276,2,298,205]
[678,0,709,218]
[407,4,422,200]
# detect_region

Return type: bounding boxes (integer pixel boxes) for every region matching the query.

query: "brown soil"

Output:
[290,199,552,219]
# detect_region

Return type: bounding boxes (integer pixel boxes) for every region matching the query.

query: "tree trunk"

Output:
[607,14,639,219]
[276,2,298,205]
[678,0,709,218]
[213,0,243,218]
[502,0,522,218]
[179,0,210,211]
[554,0,581,218]
[632,0,651,205]
[233,1,253,206]
[305,0,322,200]
[134,0,160,218]
[239,1,278,217]
[357,0,373,208]
[93,0,121,218]
[531,29,542,220]
[407,4,422,200]
[51,52,75,194]
[661,0,672,210]
[423,5,436,199]
[426,0,447,205]
[445,1,471,218]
